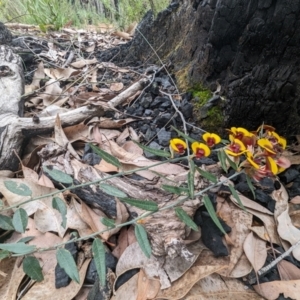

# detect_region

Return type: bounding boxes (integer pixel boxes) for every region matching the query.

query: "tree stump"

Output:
[97,0,300,137]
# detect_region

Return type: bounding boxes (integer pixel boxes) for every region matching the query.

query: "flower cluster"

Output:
[169,124,290,181]
[225,125,290,180]
[169,132,221,159]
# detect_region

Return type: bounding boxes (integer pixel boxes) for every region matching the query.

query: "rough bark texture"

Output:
[97,0,300,137]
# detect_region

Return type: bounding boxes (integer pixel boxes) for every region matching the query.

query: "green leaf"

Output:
[4,181,32,196]
[43,166,73,185]
[56,248,80,284]
[17,236,35,244]
[217,149,228,173]
[188,160,195,199]
[100,184,127,198]
[133,141,171,158]
[162,185,189,195]
[89,143,121,168]
[245,174,256,199]
[12,208,28,233]
[228,185,247,212]
[170,126,197,143]
[0,250,10,260]
[175,207,198,231]
[23,256,44,282]
[121,198,158,211]
[0,215,14,230]
[203,195,226,235]
[52,197,67,228]
[0,243,35,254]
[195,166,217,183]
[92,238,106,287]
[100,217,115,228]
[224,152,238,171]
[135,224,152,258]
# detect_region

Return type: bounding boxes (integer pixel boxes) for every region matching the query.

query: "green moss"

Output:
[189,85,225,134]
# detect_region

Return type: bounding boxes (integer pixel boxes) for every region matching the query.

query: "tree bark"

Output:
[97,0,300,137]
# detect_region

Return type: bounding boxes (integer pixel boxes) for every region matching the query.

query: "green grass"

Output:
[0,0,169,31]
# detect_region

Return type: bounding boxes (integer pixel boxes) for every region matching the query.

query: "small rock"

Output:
[180,101,193,119]
[157,128,171,147]
[134,106,144,116]
[140,124,149,134]
[150,96,168,108]
[144,109,153,116]
[144,141,162,159]
[145,128,156,141]
[140,95,152,108]
[155,112,172,127]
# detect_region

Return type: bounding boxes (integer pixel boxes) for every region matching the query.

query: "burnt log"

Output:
[97,0,300,137]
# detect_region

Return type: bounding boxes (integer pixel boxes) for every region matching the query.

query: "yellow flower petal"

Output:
[192,142,211,158]
[246,153,260,169]
[257,138,276,154]
[279,136,287,149]
[170,138,187,153]
[225,149,247,157]
[266,156,278,175]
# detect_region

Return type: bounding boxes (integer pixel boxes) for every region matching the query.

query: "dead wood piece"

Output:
[107,77,149,108]
[0,45,24,116]
[0,105,104,171]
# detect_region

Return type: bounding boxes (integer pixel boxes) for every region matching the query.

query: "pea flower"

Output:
[191,142,211,159]
[202,132,221,147]
[225,138,247,156]
[257,138,276,155]
[169,138,187,155]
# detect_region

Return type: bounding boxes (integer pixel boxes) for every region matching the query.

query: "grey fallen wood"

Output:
[0,45,104,171]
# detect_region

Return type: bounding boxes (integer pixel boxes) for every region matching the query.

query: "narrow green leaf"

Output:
[23,256,44,282]
[4,181,32,196]
[43,166,73,185]
[245,174,256,199]
[56,248,80,284]
[162,185,189,195]
[12,208,28,233]
[0,250,10,260]
[175,207,198,231]
[224,152,238,171]
[121,198,158,211]
[203,195,226,235]
[0,215,14,230]
[195,166,217,183]
[52,197,67,228]
[100,217,115,228]
[100,184,127,198]
[170,126,197,143]
[188,160,195,199]
[133,141,170,158]
[217,149,228,173]
[17,236,35,244]
[228,185,247,211]
[89,143,121,168]
[135,224,152,258]
[0,243,35,254]
[92,238,106,287]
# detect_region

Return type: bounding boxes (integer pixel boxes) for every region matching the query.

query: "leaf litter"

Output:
[1,22,300,300]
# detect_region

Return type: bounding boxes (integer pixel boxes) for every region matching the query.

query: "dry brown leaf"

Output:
[253,279,300,300]
[0,178,67,237]
[113,30,131,40]
[22,259,91,300]
[243,231,267,272]
[70,58,98,68]
[44,67,80,80]
[290,195,300,204]
[277,208,300,260]
[156,249,228,300]
[122,141,143,156]
[113,273,139,300]
[25,61,45,93]
[110,82,124,92]
[137,268,160,300]
[185,273,264,300]
[278,260,300,280]
[99,118,135,129]
[42,79,62,106]
[63,123,89,143]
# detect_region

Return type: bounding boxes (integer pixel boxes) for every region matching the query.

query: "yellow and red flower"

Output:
[191,142,211,159]
[225,138,247,156]
[228,127,255,147]
[202,132,221,147]
[170,138,187,155]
